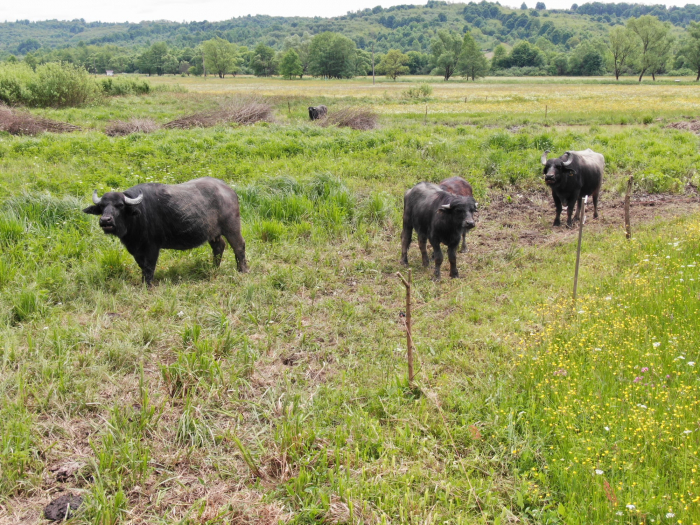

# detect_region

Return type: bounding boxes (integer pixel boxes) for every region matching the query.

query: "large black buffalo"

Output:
[439,176,478,253]
[308,105,327,120]
[83,177,248,285]
[542,148,604,228]
[400,182,476,280]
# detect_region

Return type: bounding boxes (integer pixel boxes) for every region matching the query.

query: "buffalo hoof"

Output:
[565,223,574,229]
[593,212,599,219]
[400,258,409,267]
[450,272,460,279]
[459,247,468,254]
[553,220,561,227]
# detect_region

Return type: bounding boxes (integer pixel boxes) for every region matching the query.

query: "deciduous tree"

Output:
[680,21,700,81]
[202,37,239,78]
[627,15,672,82]
[377,49,410,80]
[279,48,303,79]
[308,32,357,79]
[608,26,638,80]
[251,43,278,77]
[457,31,489,80]
[430,30,462,80]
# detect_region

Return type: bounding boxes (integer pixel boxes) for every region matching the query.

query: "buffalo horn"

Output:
[92,190,102,205]
[541,150,550,165]
[441,203,451,210]
[124,192,143,205]
[562,151,575,166]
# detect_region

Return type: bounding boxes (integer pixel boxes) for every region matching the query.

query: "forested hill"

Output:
[2,1,699,57]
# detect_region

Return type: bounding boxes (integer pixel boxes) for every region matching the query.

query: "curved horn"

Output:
[562,151,575,166]
[441,203,451,210]
[124,192,143,205]
[541,150,550,166]
[92,190,102,205]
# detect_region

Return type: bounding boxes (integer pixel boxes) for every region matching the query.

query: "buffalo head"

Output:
[542,150,575,186]
[439,197,477,231]
[83,190,143,237]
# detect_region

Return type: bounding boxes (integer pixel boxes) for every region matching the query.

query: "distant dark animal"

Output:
[541,148,604,228]
[439,176,478,253]
[308,105,327,120]
[400,182,476,280]
[83,177,248,286]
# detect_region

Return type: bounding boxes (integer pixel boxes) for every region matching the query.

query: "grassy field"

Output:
[1,76,700,525]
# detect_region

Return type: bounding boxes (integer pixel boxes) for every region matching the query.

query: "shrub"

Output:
[401,83,433,100]
[100,77,151,96]
[0,63,33,106]
[28,62,100,108]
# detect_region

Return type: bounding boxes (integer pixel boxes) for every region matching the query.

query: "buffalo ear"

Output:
[83,205,101,215]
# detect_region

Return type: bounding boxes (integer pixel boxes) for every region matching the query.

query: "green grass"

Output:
[0,81,699,523]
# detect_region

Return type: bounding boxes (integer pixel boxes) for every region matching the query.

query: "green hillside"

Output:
[1,1,699,57]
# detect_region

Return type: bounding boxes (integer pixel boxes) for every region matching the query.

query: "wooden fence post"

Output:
[573,196,588,303]
[625,175,634,240]
[396,269,414,384]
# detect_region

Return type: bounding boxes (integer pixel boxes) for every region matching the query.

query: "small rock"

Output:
[44,494,83,521]
[50,461,83,482]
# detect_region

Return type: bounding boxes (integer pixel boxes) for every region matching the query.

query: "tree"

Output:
[202,37,239,78]
[283,33,312,78]
[457,32,489,80]
[608,26,638,80]
[308,32,357,79]
[509,41,546,68]
[407,51,430,74]
[627,15,672,82]
[680,21,700,81]
[536,2,546,9]
[491,44,509,70]
[521,2,528,9]
[430,30,463,80]
[377,49,410,80]
[568,42,606,75]
[279,49,303,79]
[251,43,278,77]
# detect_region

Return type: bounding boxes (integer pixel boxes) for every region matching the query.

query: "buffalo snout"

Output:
[99,215,116,231]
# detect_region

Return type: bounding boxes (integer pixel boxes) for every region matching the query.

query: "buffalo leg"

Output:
[592,189,599,219]
[133,247,160,286]
[209,236,226,267]
[400,222,412,266]
[431,241,443,280]
[460,230,468,253]
[222,221,248,273]
[552,192,563,227]
[447,244,459,278]
[418,235,430,267]
[566,191,579,228]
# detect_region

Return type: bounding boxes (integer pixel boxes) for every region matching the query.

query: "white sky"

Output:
[1,0,696,23]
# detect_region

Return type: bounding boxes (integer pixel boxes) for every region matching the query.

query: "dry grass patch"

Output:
[104,118,159,136]
[0,105,81,135]
[665,119,700,134]
[164,100,274,129]
[318,106,378,130]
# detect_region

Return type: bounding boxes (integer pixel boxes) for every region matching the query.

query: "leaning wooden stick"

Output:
[625,175,633,240]
[396,268,414,384]
[573,195,588,303]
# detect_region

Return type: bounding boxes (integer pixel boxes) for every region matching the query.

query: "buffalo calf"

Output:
[83,177,248,285]
[439,176,477,253]
[542,148,604,228]
[400,182,476,280]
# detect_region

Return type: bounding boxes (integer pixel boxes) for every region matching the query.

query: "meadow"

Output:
[1,76,700,524]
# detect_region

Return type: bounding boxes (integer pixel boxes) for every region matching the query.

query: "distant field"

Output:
[1,78,699,524]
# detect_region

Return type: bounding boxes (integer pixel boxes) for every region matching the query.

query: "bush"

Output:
[100,77,151,96]
[28,62,100,108]
[0,63,33,106]
[401,83,433,100]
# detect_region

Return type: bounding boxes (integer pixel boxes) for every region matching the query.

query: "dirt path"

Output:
[470,191,700,255]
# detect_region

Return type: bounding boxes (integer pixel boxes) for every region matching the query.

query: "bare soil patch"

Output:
[665,120,700,134]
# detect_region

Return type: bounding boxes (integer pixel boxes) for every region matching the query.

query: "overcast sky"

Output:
[1,0,695,24]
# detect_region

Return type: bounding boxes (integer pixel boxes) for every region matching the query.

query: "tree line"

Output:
[3,14,700,81]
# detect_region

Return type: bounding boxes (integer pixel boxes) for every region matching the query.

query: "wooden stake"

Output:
[573,195,588,303]
[372,42,375,85]
[424,105,427,125]
[287,101,291,114]
[625,175,633,240]
[396,269,414,384]
[545,104,548,120]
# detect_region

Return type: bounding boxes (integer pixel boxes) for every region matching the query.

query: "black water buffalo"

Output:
[400,182,476,280]
[542,148,604,228]
[308,105,327,120]
[83,177,248,285]
[439,176,478,253]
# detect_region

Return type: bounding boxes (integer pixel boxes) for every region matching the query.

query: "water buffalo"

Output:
[542,148,604,228]
[83,177,248,285]
[308,105,327,120]
[439,176,477,253]
[400,182,476,280]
